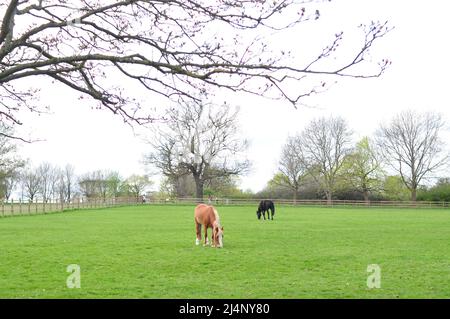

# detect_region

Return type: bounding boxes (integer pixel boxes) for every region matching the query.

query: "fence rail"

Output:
[1,197,449,219]
[147,197,450,209]
[0,197,144,218]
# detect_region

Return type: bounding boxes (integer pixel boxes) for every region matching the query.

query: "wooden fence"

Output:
[147,197,450,209]
[0,196,144,218]
[1,197,449,219]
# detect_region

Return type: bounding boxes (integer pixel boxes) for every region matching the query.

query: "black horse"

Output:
[256,200,275,220]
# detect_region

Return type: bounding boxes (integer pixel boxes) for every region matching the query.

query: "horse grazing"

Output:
[256,200,275,220]
[194,204,224,248]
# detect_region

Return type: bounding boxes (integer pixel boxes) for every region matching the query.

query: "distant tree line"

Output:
[261,110,449,202]
[16,165,153,203]
[0,128,153,203]
[149,109,449,202]
[7,163,153,203]
[2,109,449,203]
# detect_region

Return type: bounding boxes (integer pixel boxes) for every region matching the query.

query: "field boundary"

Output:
[149,197,450,209]
[2,197,449,219]
[0,197,144,218]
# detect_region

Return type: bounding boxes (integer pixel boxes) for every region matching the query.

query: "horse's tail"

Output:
[271,201,275,215]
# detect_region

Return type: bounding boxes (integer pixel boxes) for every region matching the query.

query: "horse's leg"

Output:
[204,225,209,246]
[195,223,201,245]
[263,210,266,220]
[211,227,216,248]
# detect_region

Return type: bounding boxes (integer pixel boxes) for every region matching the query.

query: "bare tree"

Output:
[37,162,58,202]
[21,166,41,201]
[146,101,249,200]
[297,116,353,204]
[95,170,109,202]
[55,167,67,203]
[78,171,99,200]
[78,170,109,201]
[53,164,75,203]
[0,1,391,137]
[1,170,19,200]
[64,164,75,202]
[277,136,307,202]
[376,110,449,201]
[0,125,24,199]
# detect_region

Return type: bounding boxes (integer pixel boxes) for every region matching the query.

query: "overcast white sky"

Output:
[15,0,450,193]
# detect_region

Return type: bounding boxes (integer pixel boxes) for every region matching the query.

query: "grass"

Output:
[0,205,449,298]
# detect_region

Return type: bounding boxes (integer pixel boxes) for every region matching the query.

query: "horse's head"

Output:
[213,225,224,248]
[256,210,261,220]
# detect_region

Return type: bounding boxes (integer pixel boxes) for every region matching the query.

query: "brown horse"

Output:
[194,204,224,248]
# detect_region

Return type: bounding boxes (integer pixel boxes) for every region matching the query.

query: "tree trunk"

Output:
[363,190,370,205]
[326,190,332,205]
[193,174,204,202]
[293,189,297,205]
[411,188,417,202]
[67,186,71,203]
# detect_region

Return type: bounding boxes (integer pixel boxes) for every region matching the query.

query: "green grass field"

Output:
[0,205,449,298]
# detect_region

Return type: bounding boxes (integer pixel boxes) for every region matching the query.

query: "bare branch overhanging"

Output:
[0,0,392,136]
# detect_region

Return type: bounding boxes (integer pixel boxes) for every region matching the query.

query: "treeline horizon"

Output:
[1,109,449,203]
[0,160,152,203]
[1,157,449,203]
[152,167,450,203]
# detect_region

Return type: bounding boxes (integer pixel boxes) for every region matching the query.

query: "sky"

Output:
[14,0,450,193]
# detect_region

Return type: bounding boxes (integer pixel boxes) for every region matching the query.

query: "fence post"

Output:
[11,199,13,215]
[35,198,38,214]
[19,199,22,215]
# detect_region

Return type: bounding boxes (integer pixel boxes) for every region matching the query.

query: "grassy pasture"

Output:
[0,205,449,298]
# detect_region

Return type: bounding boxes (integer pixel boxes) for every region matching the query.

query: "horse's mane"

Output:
[212,207,221,227]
